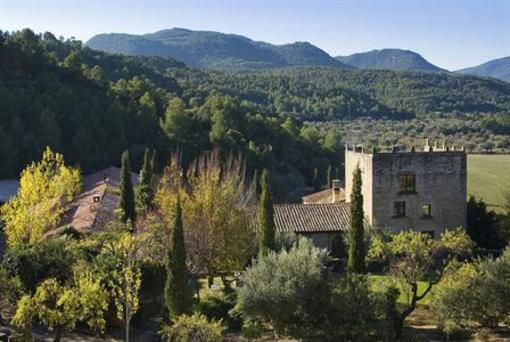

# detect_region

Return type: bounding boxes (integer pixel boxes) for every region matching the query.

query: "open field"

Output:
[468,154,510,213]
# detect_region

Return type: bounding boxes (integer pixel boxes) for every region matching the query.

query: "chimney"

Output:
[332,179,342,203]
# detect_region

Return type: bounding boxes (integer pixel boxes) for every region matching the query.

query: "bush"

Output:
[160,313,224,342]
[197,292,241,331]
[236,238,397,340]
[432,248,510,333]
[2,237,78,291]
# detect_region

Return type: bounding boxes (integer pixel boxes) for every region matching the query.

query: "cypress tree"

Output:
[313,167,320,192]
[347,166,366,274]
[252,169,259,196]
[326,165,332,188]
[165,198,190,319]
[135,148,154,214]
[150,149,158,176]
[258,169,275,256]
[120,150,136,224]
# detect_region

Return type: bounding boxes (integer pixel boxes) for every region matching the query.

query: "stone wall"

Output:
[345,148,467,236]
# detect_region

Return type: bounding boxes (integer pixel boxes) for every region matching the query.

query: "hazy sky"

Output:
[2,0,509,70]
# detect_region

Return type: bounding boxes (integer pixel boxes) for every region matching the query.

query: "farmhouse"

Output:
[270,141,467,251]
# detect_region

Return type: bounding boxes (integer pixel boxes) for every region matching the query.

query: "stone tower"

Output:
[345,143,467,237]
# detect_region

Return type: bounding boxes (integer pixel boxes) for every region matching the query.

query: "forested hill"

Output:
[1,29,510,199]
[336,49,445,73]
[86,28,350,71]
[458,56,510,83]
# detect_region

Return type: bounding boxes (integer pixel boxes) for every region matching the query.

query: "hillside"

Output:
[458,56,510,83]
[86,28,350,71]
[2,29,510,198]
[336,49,446,72]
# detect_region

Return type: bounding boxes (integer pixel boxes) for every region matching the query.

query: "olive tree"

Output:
[368,228,474,337]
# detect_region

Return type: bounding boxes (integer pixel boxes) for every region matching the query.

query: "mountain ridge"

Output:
[336,48,446,73]
[457,56,510,83]
[86,28,351,71]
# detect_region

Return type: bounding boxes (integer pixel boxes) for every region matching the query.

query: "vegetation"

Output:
[1,147,80,247]
[155,151,256,282]
[119,150,136,224]
[86,28,347,71]
[12,276,108,342]
[257,169,275,256]
[368,228,474,337]
[432,248,510,336]
[336,48,444,72]
[135,148,156,215]
[347,166,366,274]
[1,29,510,201]
[236,239,398,340]
[165,199,191,319]
[160,313,224,342]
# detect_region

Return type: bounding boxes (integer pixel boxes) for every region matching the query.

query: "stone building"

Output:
[345,141,467,237]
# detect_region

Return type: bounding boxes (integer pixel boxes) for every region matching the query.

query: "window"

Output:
[393,201,406,217]
[399,172,416,193]
[422,204,432,218]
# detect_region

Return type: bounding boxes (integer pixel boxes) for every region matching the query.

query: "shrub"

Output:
[160,313,224,342]
[432,248,510,333]
[236,238,397,340]
[197,292,241,331]
[236,238,330,338]
[2,237,78,291]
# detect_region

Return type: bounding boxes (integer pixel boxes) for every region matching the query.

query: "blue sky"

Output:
[1,0,509,70]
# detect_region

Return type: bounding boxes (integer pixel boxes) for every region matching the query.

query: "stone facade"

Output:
[345,145,467,237]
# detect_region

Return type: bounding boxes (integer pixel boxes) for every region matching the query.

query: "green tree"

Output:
[326,165,332,188]
[258,169,275,256]
[165,199,191,319]
[135,148,155,215]
[432,251,510,335]
[466,196,501,249]
[369,228,474,338]
[93,233,142,342]
[120,150,136,224]
[312,167,320,192]
[347,166,365,274]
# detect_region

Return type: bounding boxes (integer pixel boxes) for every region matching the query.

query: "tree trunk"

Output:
[53,329,62,342]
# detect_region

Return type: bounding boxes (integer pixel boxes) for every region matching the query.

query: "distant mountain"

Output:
[336,49,446,73]
[86,28,350,71]
[457,56,510,83]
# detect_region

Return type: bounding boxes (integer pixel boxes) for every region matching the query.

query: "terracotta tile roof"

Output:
[249,203,350,233]
[61,166,138,233]
[273,203,350,233]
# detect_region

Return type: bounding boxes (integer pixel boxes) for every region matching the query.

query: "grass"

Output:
[369,274,432,305]
[467,154,510,213]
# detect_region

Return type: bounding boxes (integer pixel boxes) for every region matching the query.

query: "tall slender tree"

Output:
[258,169,275,256]
[165,198,190,319]
[326,165,332,188]
[135,148,154,214]
[150,149,158,176]
[312,167,320,192]
[120,150,136,224]
[347,166,366,274]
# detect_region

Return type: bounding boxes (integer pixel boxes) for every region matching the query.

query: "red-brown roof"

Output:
[61,167,138,233]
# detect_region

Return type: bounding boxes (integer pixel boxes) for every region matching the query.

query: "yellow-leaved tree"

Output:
[155,150,256,285]
[1,147,81,246]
